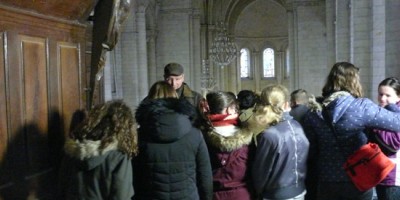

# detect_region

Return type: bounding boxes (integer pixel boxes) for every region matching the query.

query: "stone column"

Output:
[253,51,261,92]
[385,0,400,78]
[350,0,372,98]
[189,8,202,92]
[120,12,139,109]
[136,6,149,99]
[276,51,283,84]
[371,0,385,99]
[335,0,350,62]
[287,6,297,91]
[325,0,336,65]
[147,30,157,86]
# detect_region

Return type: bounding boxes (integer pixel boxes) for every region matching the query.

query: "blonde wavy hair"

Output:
[70,100,138,158]
[252,84,289,129]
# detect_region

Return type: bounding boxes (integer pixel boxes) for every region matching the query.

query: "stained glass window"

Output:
[240,48,250,78]
[263,48,275,78]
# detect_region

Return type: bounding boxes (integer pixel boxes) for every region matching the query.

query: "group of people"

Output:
[57,61,400,200]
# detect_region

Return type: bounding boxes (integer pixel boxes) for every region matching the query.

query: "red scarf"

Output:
[208,114,238,127]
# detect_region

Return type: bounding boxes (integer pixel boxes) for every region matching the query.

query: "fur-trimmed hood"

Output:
[307,91,352,123]
[307,91,351,113]
[63,138,119,170]
[205,126,253,152]
[135,98,198,143]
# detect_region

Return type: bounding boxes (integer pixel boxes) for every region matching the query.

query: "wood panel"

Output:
[0,6,86,44]
[0,0,96,21]
[59,42,81,134]
[0,31,27,200]
[21,35,49,171]
[4,31,24,144]
[0,33,6,162]
[22,36,48,133]
[0,4,88,199]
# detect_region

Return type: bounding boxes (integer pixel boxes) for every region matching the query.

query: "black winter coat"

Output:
[134,98,213,200]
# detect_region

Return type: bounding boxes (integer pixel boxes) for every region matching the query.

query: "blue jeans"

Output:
[376,185,400,200]
[316,182,373,200]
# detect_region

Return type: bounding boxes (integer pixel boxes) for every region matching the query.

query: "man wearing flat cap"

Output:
[164,62,202,108]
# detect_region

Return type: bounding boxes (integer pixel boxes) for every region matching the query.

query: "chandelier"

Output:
[209,21,237,67]
[200,59,217,92]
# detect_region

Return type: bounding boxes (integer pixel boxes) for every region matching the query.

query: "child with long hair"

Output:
[203,91,255,200]
[58,100,138,199]
[303,62,400,200]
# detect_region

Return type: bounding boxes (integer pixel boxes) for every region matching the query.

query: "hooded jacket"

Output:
[251,112,309,199]
[303,91,400,182]
[58,138,134,200]
[204,114,254,200]
[134,98,213,200]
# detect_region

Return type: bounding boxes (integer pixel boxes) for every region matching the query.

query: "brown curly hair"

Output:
[70,100,138,157]
[322,62,363,98]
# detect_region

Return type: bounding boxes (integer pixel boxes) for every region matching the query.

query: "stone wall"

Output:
[108,0,400,108]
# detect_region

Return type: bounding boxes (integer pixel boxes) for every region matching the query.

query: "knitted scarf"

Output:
[208,114,238,127]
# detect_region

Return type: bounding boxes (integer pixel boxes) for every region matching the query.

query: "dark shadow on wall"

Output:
[48,110,65,172]
[0,110,65,199]
[0,123,45,199]
[68,109,87,137]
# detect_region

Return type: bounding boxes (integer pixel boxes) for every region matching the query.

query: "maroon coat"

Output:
[204,122,254,200]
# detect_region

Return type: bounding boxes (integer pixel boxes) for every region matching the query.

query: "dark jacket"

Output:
[177,83,203,108]
[134,98,213,200]
[204,121,254,200]
[59,139,134,200]
[303,91,400,183]
[289,104,310,126]
[252,112,309,199]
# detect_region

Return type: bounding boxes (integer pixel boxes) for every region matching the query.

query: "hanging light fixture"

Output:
[209,21,237,67]
[201,59,217,92]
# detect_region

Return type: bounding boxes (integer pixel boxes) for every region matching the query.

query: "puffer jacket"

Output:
[58,139,134,200]
[134,98,213,200]
[251,112,309,199]
[303,91,400,182]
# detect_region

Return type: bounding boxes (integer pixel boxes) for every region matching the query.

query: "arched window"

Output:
[263,48,275,78]
[240,48,250,78]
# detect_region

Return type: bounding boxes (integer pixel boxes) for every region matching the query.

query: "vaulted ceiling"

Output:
[234,0,288,38]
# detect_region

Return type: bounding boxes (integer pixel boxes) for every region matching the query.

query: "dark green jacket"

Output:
[59,139,134,200]
[134,98,213,200]
[177,83,203,108]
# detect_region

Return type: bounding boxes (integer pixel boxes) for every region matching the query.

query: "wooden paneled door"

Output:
[0,5,88,199]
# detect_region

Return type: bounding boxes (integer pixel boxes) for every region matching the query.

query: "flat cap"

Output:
[164,63,184,76]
